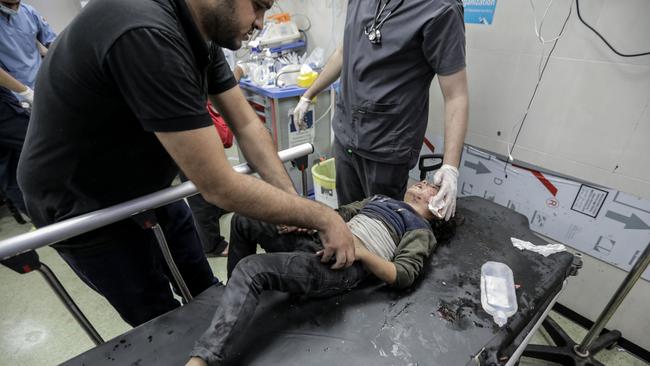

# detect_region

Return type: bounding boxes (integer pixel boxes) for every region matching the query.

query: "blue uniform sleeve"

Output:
[26,6,57,46]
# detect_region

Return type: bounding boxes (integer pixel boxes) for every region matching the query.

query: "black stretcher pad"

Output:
[63,197,577,366]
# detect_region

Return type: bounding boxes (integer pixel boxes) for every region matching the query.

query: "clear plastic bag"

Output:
[480,261,518,327]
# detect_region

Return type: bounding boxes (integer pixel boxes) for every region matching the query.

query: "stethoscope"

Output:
[363,0,404,45]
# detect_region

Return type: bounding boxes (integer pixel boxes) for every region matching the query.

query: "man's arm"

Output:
[210,86,296,194]
[429,68,469,220]
[293,46,344,122]
[438,68,469,168]
[0,68,33,105]
[36,40,48,57]
[155,125,355,269]
[34,10,57,47]
[0,68,29,94]
[336,198,370,222]
[301,46,343,100]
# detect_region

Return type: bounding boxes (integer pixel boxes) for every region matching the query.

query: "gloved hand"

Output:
[17,86,34,108]
[428,164,459,221]
[292,96,312,130]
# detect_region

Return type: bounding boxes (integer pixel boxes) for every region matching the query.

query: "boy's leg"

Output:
[192,252,367,364]
[227,214,320,277]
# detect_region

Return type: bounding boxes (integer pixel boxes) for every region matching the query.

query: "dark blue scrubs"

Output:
[333,0,467,204]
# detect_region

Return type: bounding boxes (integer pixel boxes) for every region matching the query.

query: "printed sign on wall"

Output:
[452,146,650,280]
[463,0,498,25]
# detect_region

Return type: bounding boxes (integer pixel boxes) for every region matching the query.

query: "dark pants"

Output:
[333,138,410,206]
[179,173,228,254]
[0,101,28,214]
[193,215,368,364]
[55,201,218,327]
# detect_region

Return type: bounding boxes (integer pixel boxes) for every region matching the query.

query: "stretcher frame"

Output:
[0,143,578,365]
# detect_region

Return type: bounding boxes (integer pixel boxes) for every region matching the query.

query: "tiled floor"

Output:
[1,208,647,365]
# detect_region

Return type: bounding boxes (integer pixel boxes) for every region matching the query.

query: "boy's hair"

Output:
[429,216,459,242]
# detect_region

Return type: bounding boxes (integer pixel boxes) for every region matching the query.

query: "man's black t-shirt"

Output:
[17,0,237,230]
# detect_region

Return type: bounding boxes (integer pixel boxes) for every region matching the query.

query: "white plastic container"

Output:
[311,158,338,209]
[480,261,518,327]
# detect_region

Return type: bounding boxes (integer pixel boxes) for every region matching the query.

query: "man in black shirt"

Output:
[17,0,354,326]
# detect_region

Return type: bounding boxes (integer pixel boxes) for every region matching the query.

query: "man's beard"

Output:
[200,0,242,50]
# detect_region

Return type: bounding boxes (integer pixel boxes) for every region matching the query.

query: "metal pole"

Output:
[0,144,314,260]
[575,241,650,356]
[151,224,193,303]
[37,263,105,345]
[301,168,309,197]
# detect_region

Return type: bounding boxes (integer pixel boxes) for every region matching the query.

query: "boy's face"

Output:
[404,181,440,220]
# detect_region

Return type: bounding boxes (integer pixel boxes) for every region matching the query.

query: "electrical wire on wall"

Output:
[504,0,573,177]
[529,0,573,76]
[575,0,650,57]
[505,0,649,177]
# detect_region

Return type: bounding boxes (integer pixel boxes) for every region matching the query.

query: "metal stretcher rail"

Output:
[0,143,314,260]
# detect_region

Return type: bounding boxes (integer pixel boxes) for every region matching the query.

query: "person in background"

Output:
[0,0,56,215]
[294,0,469,221]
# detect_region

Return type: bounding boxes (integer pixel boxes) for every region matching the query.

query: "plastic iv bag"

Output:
[480,261,518,327]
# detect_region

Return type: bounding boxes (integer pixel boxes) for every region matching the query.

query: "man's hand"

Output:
[17,86,34,108]
[429,164,459,221]
[292,96,311,130]
[185,357,207,366]
[317,214,355,269]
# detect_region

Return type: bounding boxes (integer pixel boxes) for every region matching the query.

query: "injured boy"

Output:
[187,181,452,366]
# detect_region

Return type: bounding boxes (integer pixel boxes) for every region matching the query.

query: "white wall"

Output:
[279,0,346,60]
[447,2,650,348]
[287,0,650,351]
[427,0,650,200]
[285,0,650,200]
[24,0,81,34]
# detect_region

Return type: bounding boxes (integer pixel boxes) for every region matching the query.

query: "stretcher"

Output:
[0,144,579,365]
[62,197,579,365]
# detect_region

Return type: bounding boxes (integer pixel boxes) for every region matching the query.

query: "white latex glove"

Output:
[428,164,459,221]
[292,96,311,130]
[17,86,34,108]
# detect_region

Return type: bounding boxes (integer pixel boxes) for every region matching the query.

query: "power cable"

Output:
[576,0,650,57]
